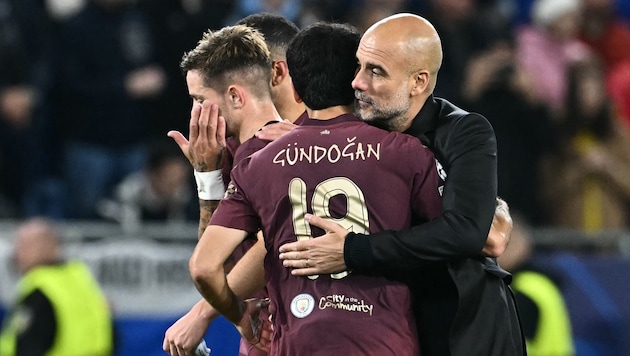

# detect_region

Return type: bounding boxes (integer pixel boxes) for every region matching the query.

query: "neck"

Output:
[272,80,306,122]
[237,102,282,143]
[398,94,430,132]
[277,101,307,123]
[307,105,353,120]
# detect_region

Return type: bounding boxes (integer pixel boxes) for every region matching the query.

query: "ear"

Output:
[271,60,289,87]
[292,86,303,104]
[410,70,431,96]
[227,85,245,109]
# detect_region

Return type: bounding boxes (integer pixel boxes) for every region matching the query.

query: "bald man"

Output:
[0,218,114,355]
[276,13,526,356]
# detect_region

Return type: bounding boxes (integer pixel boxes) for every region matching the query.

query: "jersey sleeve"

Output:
[209,162,261,233]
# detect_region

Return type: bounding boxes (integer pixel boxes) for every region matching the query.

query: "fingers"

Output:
[196,102,210,150]
[217,115,227,148]
[278,240,309,254]
[278,249,320,275]
[164,339,190,356]
[254,121,297,141]
[494,197,512,225]
[258,319,273,351]
[304,213,343,233]
[189,104,201,144]
[167,131,188,152]
[257,297,271,309]
[198,102,221,140]
[167,342,183,356]
[495,197,509,213]
[162,337,169,354]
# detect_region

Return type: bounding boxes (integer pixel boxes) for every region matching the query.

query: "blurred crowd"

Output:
[1,0,630,231]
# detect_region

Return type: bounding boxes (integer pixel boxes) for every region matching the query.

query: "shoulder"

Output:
[381,131,436,164]
[434,97,494,135]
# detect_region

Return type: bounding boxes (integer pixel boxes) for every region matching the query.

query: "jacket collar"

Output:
[404,94,439,137]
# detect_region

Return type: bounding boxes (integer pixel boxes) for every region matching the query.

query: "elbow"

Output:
[466,231,488,254]
[444,212,490,254]
[189,256,221,287]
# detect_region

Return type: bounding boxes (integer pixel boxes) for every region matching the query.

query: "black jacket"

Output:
[345,95,526,356]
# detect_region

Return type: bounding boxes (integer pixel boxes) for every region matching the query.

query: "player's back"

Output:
[224,114,443,355]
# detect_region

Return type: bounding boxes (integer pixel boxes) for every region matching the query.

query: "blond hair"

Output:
[180,25,272,98]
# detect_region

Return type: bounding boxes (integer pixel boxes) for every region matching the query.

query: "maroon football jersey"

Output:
[211,114,443,355]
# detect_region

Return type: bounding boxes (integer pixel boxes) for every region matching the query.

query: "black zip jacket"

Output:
[344,95,526,356]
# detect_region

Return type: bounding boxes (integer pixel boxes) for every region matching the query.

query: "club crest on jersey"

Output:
[290,293,315,318]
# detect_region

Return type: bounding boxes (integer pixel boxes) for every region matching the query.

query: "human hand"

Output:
[254,120,297,141]
[162,303,216,356]
[168,102,226,171]
[482,197,513,257]
[279,214,348,276]
[258,314,273,351]
[236,298,271,353]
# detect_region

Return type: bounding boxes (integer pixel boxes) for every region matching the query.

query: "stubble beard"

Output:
[354,91,411,133]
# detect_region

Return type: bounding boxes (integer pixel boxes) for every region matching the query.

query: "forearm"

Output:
[197,199,220,240]
[346,117,497,272]
[345,211,492,272]
[193,268,243,325]
[190,298,220,324]
[227,237,267,298]
[190,225,249,325]
[190,240,265,328]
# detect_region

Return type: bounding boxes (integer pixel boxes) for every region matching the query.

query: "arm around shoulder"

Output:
[348,113,498,272]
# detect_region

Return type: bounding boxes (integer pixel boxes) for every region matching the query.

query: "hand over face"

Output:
[167,102,227,171]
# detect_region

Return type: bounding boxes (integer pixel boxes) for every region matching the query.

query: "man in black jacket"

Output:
[276,13,526,356]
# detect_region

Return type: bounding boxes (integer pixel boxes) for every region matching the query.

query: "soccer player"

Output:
[188,21,444,354]
[162,25,283,356]
[164,13,305,356]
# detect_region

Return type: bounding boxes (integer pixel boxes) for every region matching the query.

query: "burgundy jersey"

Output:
[293,111,308,125]
[219,130,278,356]
[221,114,307,184]
[211,114,444,355]
[227,135,273,259]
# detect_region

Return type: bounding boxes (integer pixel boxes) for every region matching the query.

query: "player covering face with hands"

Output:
[163,13,307,356]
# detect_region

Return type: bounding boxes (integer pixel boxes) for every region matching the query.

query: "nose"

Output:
[352,70,366,91]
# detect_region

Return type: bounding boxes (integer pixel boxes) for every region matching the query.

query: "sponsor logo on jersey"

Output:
[290,293,315,318]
